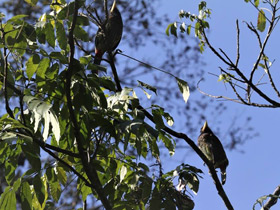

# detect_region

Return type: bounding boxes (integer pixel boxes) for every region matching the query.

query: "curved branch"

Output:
[111,54,234,210]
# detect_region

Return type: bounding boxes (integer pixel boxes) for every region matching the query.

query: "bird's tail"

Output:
[221,169,227,185]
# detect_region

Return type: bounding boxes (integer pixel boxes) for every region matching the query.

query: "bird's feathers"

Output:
[198,121,229,185]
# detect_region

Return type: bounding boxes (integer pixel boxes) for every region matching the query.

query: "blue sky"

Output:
[153,1,280,209]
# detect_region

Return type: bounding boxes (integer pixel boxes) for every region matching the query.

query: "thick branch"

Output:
[110,53,234,210]
[66,1,112,209]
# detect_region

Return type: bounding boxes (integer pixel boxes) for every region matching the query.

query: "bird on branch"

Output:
[198,121,229,185]
[94,0,123,65]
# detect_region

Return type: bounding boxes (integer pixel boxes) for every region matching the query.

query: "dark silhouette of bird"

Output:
[94,0,123,65]
[198,121,229,185]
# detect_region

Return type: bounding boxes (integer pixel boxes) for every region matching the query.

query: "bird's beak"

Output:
[202,121,208,132]
[110,0,117,13]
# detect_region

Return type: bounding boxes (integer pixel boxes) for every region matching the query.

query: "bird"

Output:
[94,0,123,65]
[197,121,229,185]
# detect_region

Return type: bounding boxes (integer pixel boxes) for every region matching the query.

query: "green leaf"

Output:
[44,23,55,48]
[187,24,191,35]
[150,186,161,209]
[176,77,190,103]
[159,132,175,156]
[21,144,41,171]
[26,54,40,80]
[33,175,46,207]
[49,181,61,202]
[254,0,259,7]
[7,15,28,23]
[36,58,50,80]
[5,159,16,185]
[24,0,38,6]
[49,52,68,64]
[0,186,16,210]
[56,21,67,50]
[137,80,157,95]
[257,9,266,32]
[74,25,89,41]
[56,166,67,186]
[152,109,165,130]
[166,22,177,37]
[20,182,32,210]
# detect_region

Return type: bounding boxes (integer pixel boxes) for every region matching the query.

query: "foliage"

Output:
[0,0,197,209]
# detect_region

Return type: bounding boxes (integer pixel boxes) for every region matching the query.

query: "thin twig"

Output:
[235,20,240,66]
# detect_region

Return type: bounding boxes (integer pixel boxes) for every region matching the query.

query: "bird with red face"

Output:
[94,0,123,65]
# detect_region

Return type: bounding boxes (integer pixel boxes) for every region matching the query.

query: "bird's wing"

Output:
[198,133,215,162]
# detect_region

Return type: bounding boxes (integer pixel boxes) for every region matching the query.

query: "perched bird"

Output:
[198,121,229,185]
[94,0,123,65]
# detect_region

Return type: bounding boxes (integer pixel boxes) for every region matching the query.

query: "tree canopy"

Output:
[0,0,279,209]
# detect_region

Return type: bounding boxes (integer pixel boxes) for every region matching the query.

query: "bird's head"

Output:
[200,121,212,133]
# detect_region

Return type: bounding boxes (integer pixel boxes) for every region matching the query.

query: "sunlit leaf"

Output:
[120,166,127,183]
[26,54,40,80]
[176,77,190,103]
[23,96,60,143]
[257,9,266,32]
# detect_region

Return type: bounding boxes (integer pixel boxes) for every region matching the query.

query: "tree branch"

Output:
[263,185,280,210]
[110,51,234,210]
[65,1,112,209]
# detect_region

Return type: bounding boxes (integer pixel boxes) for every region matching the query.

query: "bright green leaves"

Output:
[36,58,50,80]
[23,96,60,143]
[166,22,178,37]
[26,54,40,79]
[0,179,21,210]
[32,175,48,210]
[0,186,16,210]
[218,73,233,83]
[166,1,211,52]
[24,0,38,6]
[20,182,32,210]
[46,166,63,202]
[257,9,266,32]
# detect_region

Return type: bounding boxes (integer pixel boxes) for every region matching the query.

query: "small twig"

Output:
[108,51,122,91]
[197,79,276,108]
[235,20,240,66]
[249,8,275,86]
[117,51,174,77]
